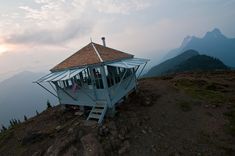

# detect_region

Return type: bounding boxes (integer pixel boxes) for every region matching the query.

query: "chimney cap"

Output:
[101,37,106,47]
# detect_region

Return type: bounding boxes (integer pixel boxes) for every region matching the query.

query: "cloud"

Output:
[6,19,92,45]
[93,0,152,14]
[5,0,90,45]
[3,0,152,45]
[1,0,235,81]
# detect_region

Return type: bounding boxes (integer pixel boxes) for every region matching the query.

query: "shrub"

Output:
[47,100,52,109]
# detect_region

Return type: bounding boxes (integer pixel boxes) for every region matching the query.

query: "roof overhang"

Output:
[36,67,86,83]
[107,58,149,69]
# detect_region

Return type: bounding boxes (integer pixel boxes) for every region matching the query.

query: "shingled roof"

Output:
[50,42,134,71]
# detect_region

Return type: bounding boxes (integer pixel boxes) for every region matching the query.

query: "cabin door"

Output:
[91,67,106,101]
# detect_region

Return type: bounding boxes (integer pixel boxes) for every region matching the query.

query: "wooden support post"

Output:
[89,67,97,99]
[100,66,112,107]
[107,107,116,117]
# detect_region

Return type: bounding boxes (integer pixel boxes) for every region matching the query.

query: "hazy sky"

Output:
[0,0,235,81]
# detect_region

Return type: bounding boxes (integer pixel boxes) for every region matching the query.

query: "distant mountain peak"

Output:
[181,49,199,55]
[164,28,235,67]
[212,28,221,34]
[204,28,226,39]
[180,36,194,49]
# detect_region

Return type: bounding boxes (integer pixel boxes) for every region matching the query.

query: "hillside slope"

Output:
[166,55,229,74]
[1,71,235,156]
[145,49,199,77]
[0,71,58,126]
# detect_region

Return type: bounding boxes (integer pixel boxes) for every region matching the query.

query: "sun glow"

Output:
[0,44,8,54]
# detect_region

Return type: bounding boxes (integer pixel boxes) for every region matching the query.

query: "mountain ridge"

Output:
[164,28,235,67]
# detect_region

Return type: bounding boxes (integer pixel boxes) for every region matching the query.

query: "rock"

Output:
[174,152,181,156]
[45,145,54,155]
[141,130,147,134]
[68,128,74,134]
[32,151,42,156]
[83,120,97,127]
[98,125,109,136]
[143,116,150,121]
[55,125,62,131]
[77,129,84,138]
[211,104,217,108]
[142,97,153,106]
[148,127,153,133]
[118,140,130,155]
[81,133,104,156]
[45,136,78,156]
[151,144,158,153]
[110,137,122,150]
[118,134,125,141]
[108,121,117,130]
[21,131,47,145]
[204,104,210,108]
[145,101,151,105]
[63,145,79,156]
[74,122,80,126]
[59,105,67,112]
[110,130,118,137]
[75,111,84,116]
[130,117,138,126]
[159,133,165,137]
[120,126,129,136]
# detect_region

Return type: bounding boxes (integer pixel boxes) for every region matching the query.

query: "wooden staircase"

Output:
[87,101,107,124]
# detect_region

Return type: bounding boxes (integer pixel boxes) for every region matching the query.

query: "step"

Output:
[88,113,101,119]
[87,101,108,124]
[95,103,106,107]
[92,108,104,113]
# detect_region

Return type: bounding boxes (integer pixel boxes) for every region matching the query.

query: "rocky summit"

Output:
[1,71,235,156]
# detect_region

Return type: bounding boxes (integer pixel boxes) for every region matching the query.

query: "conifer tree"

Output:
[24,115,28,121]
[1,124,7,132]
[47,100,52,109]
[13,119,17,125]
[36,110,39,116]
[9,120,13,127]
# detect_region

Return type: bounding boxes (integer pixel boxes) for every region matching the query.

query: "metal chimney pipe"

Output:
[101,37,106,47]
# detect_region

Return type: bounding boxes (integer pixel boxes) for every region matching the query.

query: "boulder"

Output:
[118,140,130,155]
[21,131,47,145]
[74,111,84,116]
[81,133,104,156]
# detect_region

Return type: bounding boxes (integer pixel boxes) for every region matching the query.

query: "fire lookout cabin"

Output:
[36,38,149,123]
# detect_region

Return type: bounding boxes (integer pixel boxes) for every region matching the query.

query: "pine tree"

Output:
[9,120,13,127]
[13,119,17,125]
[24,115,28,121]
[47,100,52,109]
[14,119,18,125]
[36,110,39,116]
[1,124,7,132]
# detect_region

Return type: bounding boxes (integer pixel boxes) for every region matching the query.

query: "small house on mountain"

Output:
[36,38,149,123]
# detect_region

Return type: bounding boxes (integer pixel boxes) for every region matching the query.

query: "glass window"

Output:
[106,66,134,87]
[93,67,104,89]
